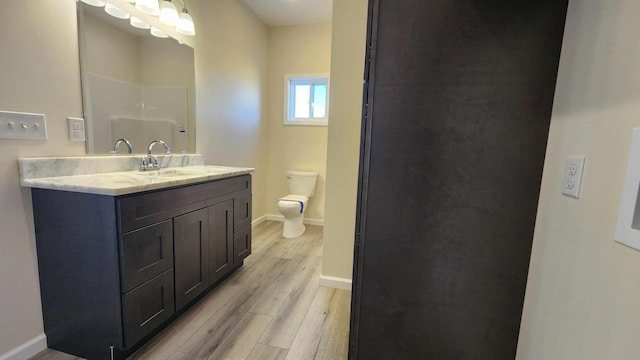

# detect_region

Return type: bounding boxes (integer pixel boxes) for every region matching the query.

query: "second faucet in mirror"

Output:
[112,138,133,154]
[140,140,172,171]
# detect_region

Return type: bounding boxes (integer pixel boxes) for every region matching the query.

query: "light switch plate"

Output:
[68,117,85,141]
[562,156,585,198]
[0,110,47,140]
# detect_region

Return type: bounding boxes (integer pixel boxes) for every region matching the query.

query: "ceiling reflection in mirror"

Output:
[78,2,195,154]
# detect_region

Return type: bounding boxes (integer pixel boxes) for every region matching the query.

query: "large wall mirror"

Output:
[77,2,196,154]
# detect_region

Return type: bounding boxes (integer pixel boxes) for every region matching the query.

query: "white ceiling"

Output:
[242,0,333,27]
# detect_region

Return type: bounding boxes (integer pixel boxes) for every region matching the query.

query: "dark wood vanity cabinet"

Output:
[31,174,251,360]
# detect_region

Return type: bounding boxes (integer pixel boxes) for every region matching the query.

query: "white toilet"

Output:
[277,170,318,238]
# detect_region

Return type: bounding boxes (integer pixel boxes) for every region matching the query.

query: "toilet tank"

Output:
[287,171,318,197]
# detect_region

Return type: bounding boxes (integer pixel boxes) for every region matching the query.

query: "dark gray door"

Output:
[174,208,209,310]
[209,200,234,284]
[350,1,568,359]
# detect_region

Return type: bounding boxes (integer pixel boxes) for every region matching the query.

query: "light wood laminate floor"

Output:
[31,221,351,360]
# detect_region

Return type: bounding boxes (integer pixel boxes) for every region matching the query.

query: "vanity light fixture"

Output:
[150,26,169,38]
[104,3,130,19]
[159,0,179,26]
[84,0,195,37]
[80,0,106,6]
[135,0,160,16]
[175,0,195,36]
[130,16,151,29]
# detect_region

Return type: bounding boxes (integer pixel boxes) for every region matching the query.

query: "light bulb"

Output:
[80,0,106,6]
[159,0,179,26]
[105,3,130,19]
[130,16,151,29]
[176,10,195,36]
[150,27,169,38]
[135,0,159,16]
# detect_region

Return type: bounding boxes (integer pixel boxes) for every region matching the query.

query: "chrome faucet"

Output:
[112,138,133,154]
[140,140,171,171]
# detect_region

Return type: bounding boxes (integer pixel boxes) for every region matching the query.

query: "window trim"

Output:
[283,73,330,126]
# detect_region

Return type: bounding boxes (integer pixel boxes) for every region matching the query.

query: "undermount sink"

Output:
[134,167,228,178]
[155,168,200,177]
[133,168,200,178]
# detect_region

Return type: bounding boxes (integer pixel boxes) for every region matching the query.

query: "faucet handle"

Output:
[139,157,148,171]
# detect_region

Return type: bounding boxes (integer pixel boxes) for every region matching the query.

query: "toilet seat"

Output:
[277,195,308,213]
[279,195,308,202]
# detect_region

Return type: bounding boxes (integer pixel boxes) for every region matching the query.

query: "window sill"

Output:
[284,120,328,127]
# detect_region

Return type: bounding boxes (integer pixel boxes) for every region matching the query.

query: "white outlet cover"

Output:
[562,156,585,198]
[67,117,85,141]
[616,128,640,251]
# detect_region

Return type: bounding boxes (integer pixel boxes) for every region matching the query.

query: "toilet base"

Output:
[282,216,305,238]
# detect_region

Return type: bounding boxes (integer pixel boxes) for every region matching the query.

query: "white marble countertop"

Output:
[18,154,254,196]
[21,165,254,196]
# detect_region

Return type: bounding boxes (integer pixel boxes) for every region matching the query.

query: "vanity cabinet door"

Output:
[209,200,234,285]
[120,220,173,293]
[174,208,209,310]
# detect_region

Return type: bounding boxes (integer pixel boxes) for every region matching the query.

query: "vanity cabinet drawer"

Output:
[234,226,252,268]
[233,193,252,232]
[120,220,173,293]
[118,175,251,233]
[122,269,175,348]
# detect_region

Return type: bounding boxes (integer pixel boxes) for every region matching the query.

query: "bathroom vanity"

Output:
[20,156,253,360]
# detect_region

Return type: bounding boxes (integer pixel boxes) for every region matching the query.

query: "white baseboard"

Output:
[304,218,324,226]
[265,214,324,226]
[0,334,47,360]
[251,214,267,227]
[319,275,353,290]
[265,214,284,222]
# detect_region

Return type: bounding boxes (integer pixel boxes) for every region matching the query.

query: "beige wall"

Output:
[265,24,332,220]
[322,0,369,279]
[0,1,85,354]
[190,0,269,220]
[0,0,268,355]
[517,1,640,359]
